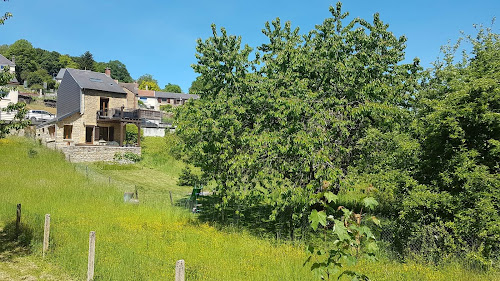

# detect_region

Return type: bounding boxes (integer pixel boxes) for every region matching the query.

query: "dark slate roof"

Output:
[119,82,138,95]
[0,54,15,66]
[55,68,66,80]
[65,68,126,94]
[155,91,200,100]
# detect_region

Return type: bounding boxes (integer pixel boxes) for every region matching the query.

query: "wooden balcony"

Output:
[96,107,140,123]
[96,107,162,122]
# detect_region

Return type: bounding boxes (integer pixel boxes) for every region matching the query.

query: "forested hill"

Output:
[0,39,133,90]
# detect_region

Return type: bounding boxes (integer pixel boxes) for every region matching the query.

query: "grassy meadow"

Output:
[0,136,498,280]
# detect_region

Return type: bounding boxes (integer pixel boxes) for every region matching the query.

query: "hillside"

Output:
[0,137,498,280]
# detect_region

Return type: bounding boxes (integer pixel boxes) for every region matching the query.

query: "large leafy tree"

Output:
[107,60,133,83]
[176,2,421,237]
[400,26,500,263]
[137,74,160,90]
[5,39,37,83]
[59,54,78,69]
[78,50,95,71]
[163,83,182,93]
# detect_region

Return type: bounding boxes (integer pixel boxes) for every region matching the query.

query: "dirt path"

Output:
[0,227,73,281]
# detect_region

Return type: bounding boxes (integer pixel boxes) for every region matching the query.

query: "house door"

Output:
[85,126,93,143]
[100,98,109,116]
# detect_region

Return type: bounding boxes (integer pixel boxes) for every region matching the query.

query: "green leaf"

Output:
[362,197,379,210]
[371,216,380,226]
[324,191,338,203]
[334,219,350,241]
[309,210,327,231]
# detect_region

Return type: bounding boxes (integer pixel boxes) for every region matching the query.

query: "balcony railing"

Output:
[96,107,163,121]
[96,107,140,121]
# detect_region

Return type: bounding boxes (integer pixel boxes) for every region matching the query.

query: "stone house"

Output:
[36,68,141,162]
[0,54,20,110]
[138,90,199,111]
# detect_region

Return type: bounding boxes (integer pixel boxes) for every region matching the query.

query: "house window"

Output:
[100,98,109,116]
[63,125,73,139]
[167,98,171,103]
[99,126,114,141]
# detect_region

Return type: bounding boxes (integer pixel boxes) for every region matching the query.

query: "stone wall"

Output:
[61,146,141,163]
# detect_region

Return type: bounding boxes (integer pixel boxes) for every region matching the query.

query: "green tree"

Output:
[35,48,62,77]
[176,2,420,243]
[59,54,78,69]
[137,74,160,90]
[78,51,95,70]
[188,76,207,94]
[6,39,36,83]
[93,61,107,73]
[399,25,500,264]
[26,69,54,89]
[163,83,182,93]
[107,60,133,83]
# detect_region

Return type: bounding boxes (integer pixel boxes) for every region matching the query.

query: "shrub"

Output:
[123,151,141,162]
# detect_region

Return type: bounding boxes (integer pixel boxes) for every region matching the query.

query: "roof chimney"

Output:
[105,67,111,77]
[11,55,15,64]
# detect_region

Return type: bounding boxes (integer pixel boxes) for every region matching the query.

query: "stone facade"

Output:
[61,146,141,163]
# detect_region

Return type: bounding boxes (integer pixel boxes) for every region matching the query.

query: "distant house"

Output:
[138,90,199,111]
[0,54,19,111]
[55,68,66,84]
[36,68,143,162]
[0,54,18,85]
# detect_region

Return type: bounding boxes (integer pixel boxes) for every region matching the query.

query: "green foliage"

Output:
[0,0,12,25]
[306,196,379,280]
[164,83,182,93]
[123,151,141,162]
[59,54,78,69]
[394,24,500,265]
[137,74,160,90]
[188,76,207,94]
[26,69,54,89]
[0,85,29,138]
[125,123,144,145]
[176,2,420,240]
[139,80,160,91]
[160,104,173,112]
[177,166,206,186]
[6,39,37,83]
[107,60,133,83]
[78,50,94,70]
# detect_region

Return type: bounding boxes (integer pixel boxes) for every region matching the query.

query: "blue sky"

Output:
[1,0,498,92]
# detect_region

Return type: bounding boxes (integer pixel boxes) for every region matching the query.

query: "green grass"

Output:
[0,137,312,280]
[0,136,498,280]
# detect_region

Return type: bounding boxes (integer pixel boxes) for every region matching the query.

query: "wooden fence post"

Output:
[43,214,50,257]
[169,191,174,206]
[175,259,185,281]
[15,204,21,238]
[87,231,96,281]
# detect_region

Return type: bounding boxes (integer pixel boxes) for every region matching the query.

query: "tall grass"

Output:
[1,137,498,280]
[0,138,312,280]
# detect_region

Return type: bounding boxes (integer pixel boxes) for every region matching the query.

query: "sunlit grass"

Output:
[0,137,313,280]
[0,137,498,280]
